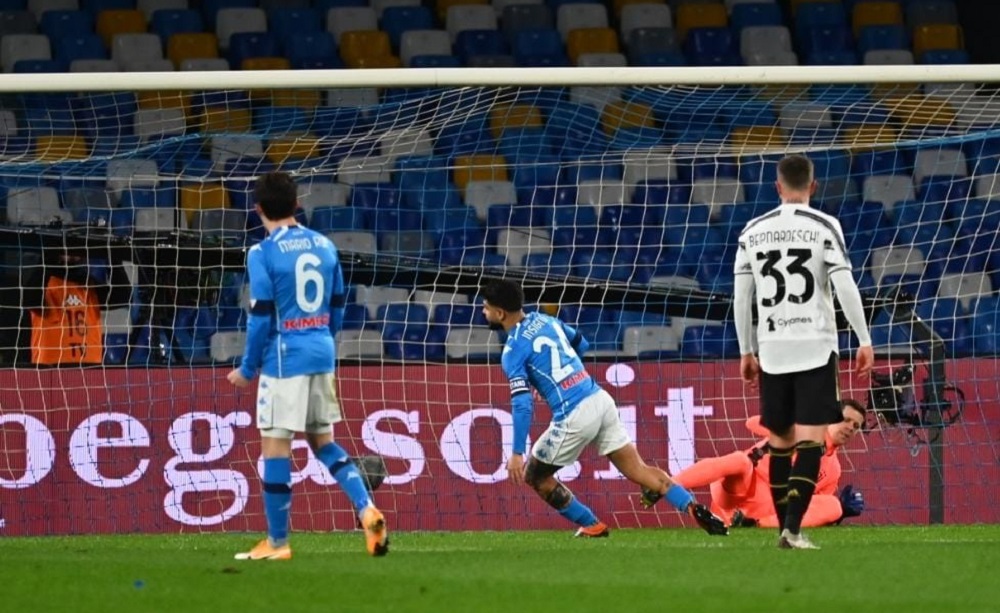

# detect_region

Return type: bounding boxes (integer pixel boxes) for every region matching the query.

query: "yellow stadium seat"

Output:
[841,125,899,149]
[613,0,664,19]
[266,138,322,165]
[675,3,727,42]
[196,106,251,134]
[180,183,230,226]
[270,89,322,108]
[136,90,192,116]
[851,1,903,37]
[339,31,393,68]
[884,94,955,128]
[729,126,788,151]
[913,24,963,59]
[241,57,290,71]
[350,54,402,69]
[167,33,219,68]
[35,135,87,161]
[601,101,655,135]
[435,0,488,22]
[566,27,620,64]
[96,10,146,47]
[453,154,508,191]
[489,104,544,139]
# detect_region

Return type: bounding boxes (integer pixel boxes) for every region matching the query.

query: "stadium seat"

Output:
[453,154,507,191]
[446,4,495,42]
[444,327,500,360]
[339,30,395,68]
[138,0,189,21]
[150,9,202,41]
[496,227,550,266]
[179,57,227,70]
[399,29,451,66]
[191,208,246,237]
[326,6,377,44]
[216,7,266,50]
[82,0,134,14]
[282,31,336,66]
[167,32,218,66]
[913,148,968,184]
[107,159,159,198]
[863,48,913,64]
[857,23,907,54]
[71,58,116,70]
[209,331,246,363]
[938,272,992,312]
[465,180,517,220]
[861,174,915,215]
[685,26,736,62]
[380,5,434,49]
[512,28,567,65]
[729,1,781,31]
[619,3,671,40]
[111,33,162,65]
[675,1,727,42]
[200,0,255,28]
[309,205,366,233]
[870,245,926,283]
[556,3,608,41]
[566,27,618,64]
[1,34,50,72]
[681,323,738,358]
[906,0,958,29]
[268,8,319,42]
[455,29,508,63]
[95,9,144,46]
[501,4,552,43]
[626,26,679,62]
[337,156,392,185]
[851,1,902,38]
[621,325,679,358]
[739,24,791,60]
[28,0,77,21]
[336,329,384,359]
[7,186,72,225]
[56,34,105,63]
[921,48,969,64]
[227,32,278,69]
[39,10,91,39]
[912,24,963,59]
[373,0,419,18]
[0,11,38,38]
[180,182,229,225]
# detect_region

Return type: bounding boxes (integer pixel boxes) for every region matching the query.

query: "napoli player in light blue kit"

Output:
[227,171,388,559]
[481,279,728,537]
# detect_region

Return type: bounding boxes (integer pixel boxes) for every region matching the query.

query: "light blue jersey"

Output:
[239,225,346,379]
[502,312,596,455]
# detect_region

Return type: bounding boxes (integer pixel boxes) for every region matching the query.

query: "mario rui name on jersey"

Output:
[744,228,822,248]
[276,236,329,253]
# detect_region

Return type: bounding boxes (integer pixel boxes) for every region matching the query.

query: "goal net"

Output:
[1,66,998,535]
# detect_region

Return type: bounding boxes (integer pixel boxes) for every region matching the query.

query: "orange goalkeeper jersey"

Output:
[30,275,103,366]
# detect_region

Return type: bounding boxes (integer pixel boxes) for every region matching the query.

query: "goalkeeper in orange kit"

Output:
[642,399,867,528]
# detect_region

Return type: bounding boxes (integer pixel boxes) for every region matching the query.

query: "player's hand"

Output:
[507,454,526,486]
[855,345,874,379]
[837,485,865,520]
[227,369,250,388]
[739,354,760,389]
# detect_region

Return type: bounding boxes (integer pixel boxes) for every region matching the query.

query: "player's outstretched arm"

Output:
[829,269,874,378]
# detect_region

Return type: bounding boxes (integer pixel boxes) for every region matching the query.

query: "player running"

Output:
[481,279,728,537]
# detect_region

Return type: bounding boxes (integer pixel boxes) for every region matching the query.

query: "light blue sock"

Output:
[262,457,292,547]
[558,497,600,527]
[665,484,694,513]
[316,442,371,515]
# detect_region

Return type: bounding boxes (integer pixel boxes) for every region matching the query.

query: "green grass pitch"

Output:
[5,526,1000,613]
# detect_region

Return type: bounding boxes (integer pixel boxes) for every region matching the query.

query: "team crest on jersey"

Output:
[64,295,85,307]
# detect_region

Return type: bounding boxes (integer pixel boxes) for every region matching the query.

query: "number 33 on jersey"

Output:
[734,206,851,371]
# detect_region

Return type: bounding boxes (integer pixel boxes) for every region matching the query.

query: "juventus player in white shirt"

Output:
[733,154,874,550]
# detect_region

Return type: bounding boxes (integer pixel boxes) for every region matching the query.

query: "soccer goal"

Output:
[0,64,997,536]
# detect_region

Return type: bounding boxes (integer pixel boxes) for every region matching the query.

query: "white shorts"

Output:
[530,388,631,466]
[256,373,342,438]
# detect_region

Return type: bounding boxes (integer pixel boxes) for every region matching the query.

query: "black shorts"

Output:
[759,351,840,434]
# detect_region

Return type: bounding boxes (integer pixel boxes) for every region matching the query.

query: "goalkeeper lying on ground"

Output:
[642,399,866,528]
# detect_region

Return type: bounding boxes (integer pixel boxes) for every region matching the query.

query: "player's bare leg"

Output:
[608,443,728,535]
[524,458,608,537]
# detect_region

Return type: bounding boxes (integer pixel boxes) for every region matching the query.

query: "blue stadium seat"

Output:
[119,187,176,208]
[432,303,484,327]
[917,176,971,205]
[434,119,491,157]
[801,24,853,55]
[55,34,106,63]
[315,0,368,12]
[455,29,508,64]
[310,206,368,233]
[852,148,908,176]
[794,1,847,44]
[806,50,857,65]
[857,24,907,55]
[496,128,554,161]
[411,55,461,68]
[40,10,93,39]
[972,296,1000,355]
[228,32,279,69]
[922,49,969,64]
[684,27,735,63]
[512,29,566,66]
[82,0,134,13]
[574,323,620,353]
[283,31,336,66]
[253,106,309,134]
[104,333,128,365]
[423,207,480,239]
[632,50,687,66]
[916,297,972,356]
[268,8,320,40]
[380,6,434,50]
[349,182,400,212]
[14,59,64,72]
[372,208,423,236]
[730,2,783,32]
[681,324,739,359]
[524,251,571,276]
[150,10,204,41]
[502,4,552,44]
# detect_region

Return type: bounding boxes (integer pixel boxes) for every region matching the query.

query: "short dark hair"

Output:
[842,398,867,419]
[481,279,524,313]
[777,154,814,191]
[254,171,298,221]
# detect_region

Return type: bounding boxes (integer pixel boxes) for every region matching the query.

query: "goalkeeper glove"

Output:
[747,443,770,467]
[836,485,865,523]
